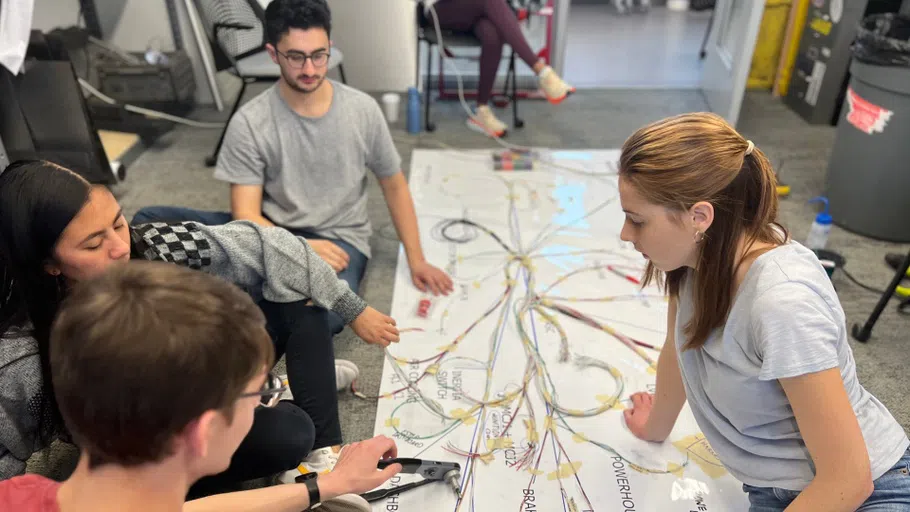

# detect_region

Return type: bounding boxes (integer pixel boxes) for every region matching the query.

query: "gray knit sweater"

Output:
[0,220,367,479]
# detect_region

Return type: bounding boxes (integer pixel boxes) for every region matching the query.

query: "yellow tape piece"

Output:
[437,343,457,353]
[527,427,539,444]
[485,437,514,450]
[572,432,588,443]
[473,281,481,289]
[527,468,545,476]
[425,364,439,375]
[611,401,626,411]
[450,408,478,426]
[384,418,400,428]
[543,416,554,431]
[668,462,685,478]
[478,453,495,464]
[609,367,622,379]
[595,394,617,405]
[673,434,727,479]
[547,461,582,480]
[542,390,553,403]
[647,366,657,375]
[566,409,586,416]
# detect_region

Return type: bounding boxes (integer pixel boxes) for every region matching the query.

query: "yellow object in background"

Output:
[774,0,811,96]
[748,0,794,90]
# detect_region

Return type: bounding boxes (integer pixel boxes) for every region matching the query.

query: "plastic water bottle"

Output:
[407,87,421,134]
[806,196,833,250]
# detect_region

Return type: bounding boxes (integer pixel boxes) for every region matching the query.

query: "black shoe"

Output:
[885,252,906,271]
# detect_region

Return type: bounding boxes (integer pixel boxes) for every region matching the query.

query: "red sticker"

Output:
[846,87,893,135]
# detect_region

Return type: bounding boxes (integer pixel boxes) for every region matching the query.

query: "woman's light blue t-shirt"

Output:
[675,241,908,490]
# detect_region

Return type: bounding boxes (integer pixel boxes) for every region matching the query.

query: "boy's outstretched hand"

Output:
[317,436,402,501]
[411,260,454,296]
[351,307,399,347]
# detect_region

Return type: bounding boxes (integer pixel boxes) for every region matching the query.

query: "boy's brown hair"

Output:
[50,261,274,468]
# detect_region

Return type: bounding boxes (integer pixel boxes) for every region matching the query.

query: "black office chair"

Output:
[193,0,347,167]
[416,0,524,133]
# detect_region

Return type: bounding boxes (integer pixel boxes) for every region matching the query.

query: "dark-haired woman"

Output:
[0,160,399,494]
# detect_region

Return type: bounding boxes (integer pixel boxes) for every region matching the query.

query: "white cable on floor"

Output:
[78,78,225,129]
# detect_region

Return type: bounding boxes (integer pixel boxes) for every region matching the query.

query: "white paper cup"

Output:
[381,92,400,123]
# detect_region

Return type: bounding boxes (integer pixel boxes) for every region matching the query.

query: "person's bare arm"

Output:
[230,184,274,227]
[378,172,453,295]
[779,368,873,511]
[184,436,403,512]
[624,296,687,442]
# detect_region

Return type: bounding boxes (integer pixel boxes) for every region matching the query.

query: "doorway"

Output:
[563,1,713,88]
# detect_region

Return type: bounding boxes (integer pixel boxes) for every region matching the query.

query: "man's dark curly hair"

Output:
[265,0,332,46]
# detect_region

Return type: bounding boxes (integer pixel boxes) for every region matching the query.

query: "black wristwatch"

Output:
[296,472,321,509]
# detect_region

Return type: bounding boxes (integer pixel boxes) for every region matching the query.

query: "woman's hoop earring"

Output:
[694,231,705,244]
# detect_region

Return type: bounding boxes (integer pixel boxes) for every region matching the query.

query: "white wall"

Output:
[31,0,219,105]
[31,0,419,105]
[326,0,417,92]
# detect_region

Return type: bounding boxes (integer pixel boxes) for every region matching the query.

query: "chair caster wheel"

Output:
[426,123,437,133]
[515,119,525,129]
[204,155,217,167]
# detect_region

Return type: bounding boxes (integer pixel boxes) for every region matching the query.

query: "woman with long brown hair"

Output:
[619,113,909,511]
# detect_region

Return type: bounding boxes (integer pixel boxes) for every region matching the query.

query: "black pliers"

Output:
[361,458,462,502]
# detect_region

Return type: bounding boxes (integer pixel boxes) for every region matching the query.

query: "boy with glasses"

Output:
[0,262,401,511]
[133,0,454,339]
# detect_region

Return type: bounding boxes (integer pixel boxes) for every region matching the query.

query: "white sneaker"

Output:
[538,65,575,105]
[467,104,508,138]
[335,359,359,392]
[279,446,370,511]
[279,445,339,484]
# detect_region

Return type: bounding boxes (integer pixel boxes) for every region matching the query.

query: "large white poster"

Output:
[369,149,749,511]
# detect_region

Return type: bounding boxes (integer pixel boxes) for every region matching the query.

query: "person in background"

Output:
[0,262,401,512]
[132,0,454,336]
[0,160,399,492]
[422,0,575,137]
[619,112,910,511]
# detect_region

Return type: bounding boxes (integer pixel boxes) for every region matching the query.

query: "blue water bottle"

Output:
[407,87,421,134]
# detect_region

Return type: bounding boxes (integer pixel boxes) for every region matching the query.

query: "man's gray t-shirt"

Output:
[214,80,402,258]
[675,241,908,490]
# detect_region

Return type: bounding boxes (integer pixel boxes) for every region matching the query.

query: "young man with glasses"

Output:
[0,262,401,512]
[134,0,455,338]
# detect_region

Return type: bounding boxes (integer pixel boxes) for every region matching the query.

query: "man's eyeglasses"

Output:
[238,372,288,408]
[275,49,330,69]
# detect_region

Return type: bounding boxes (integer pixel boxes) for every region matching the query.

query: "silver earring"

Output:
[694,231,705,243]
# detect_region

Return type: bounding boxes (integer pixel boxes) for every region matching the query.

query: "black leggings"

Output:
[189,301,341,496]
[430,0,539,105]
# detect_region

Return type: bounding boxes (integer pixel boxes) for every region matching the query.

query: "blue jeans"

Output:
[743,447,910,511]
[132,206,368,334]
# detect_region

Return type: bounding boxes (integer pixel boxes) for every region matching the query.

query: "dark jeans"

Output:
[132,206,368,334]
[743,447,910,511]
[431,0,539,105]
[189,301,341,496]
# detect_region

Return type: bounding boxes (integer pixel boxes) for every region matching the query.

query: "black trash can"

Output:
[826,13,910,242]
